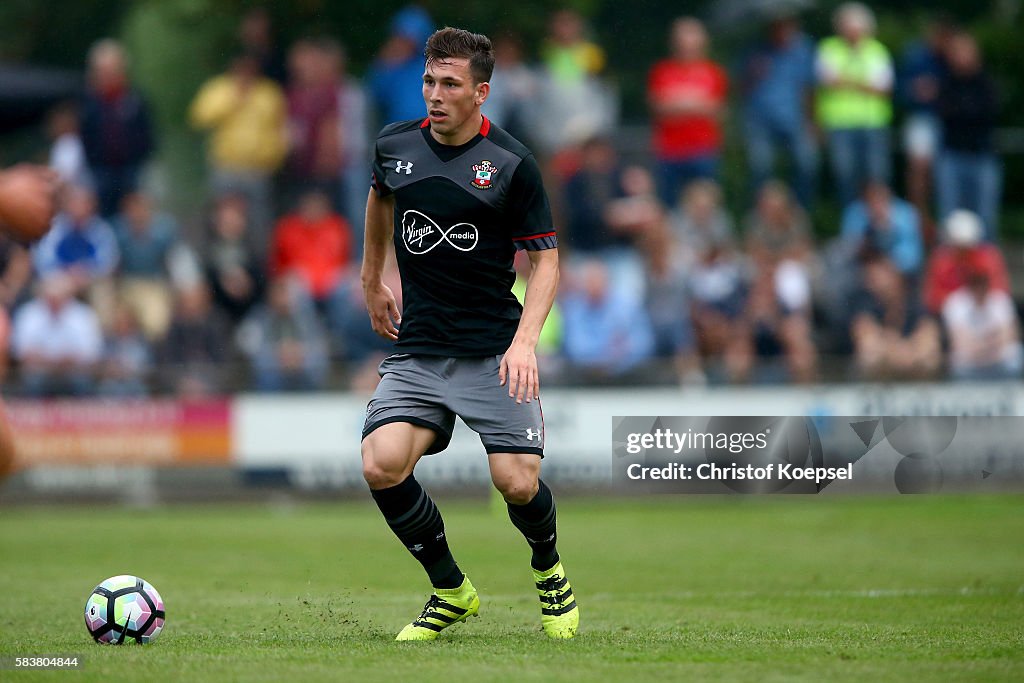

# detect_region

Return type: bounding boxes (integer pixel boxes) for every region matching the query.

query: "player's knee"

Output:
[361,439,405,490]
[494,473,539,505]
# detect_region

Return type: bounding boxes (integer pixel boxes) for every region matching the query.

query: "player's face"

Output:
[422,57,488,143]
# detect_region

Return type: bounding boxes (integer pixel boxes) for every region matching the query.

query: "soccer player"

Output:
[360,27,577,641]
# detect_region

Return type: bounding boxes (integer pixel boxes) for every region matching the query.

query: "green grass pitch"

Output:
[1,495,1021,682]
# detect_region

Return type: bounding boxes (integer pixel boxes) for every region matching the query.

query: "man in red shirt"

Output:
[923,209,1010,315]
[647,17,728,207]
[270,188,352,313]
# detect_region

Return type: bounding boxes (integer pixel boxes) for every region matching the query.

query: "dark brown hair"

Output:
[424,27,494,84]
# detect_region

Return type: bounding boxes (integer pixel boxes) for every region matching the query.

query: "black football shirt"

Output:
[370,116,557,357]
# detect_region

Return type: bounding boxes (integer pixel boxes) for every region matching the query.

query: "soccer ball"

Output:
[84,575,165,644]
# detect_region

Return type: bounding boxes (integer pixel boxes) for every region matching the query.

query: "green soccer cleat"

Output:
[395,576,480,641]
[534,562,579,639]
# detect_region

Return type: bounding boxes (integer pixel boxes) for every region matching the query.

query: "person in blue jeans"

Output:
[896,17,954,230]
[935,31,1001,241]
[738,15,818,209]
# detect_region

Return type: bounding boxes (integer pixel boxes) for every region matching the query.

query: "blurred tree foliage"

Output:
[0,0,1021,230]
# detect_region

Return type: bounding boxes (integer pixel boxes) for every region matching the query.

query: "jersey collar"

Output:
[420,115,491,137]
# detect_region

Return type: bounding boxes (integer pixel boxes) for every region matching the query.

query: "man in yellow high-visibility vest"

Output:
[815,3,894,208]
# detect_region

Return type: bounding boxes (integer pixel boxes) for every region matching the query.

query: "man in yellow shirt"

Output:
[815,3,893,208]
[190,52,288,252]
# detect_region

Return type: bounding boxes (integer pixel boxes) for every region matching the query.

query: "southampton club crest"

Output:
[471,160,498,189]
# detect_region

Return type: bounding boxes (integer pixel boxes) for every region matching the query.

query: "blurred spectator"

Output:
[511,250,563,366]
[562,136,633,255]
[923,209,1010,315]
[46,102,89,187]
[745,259,818,382]
[11,273,103,397]
[0,234,32,310]
[745,181,814,270]
[99,303,152,397]
[935,31,1001,240]
[238,6,286,84]
[638,214,703,384]
[80,39,154,218]
[738,15,817,208]
[0,308,10,385]
[482,31,539,145]
[543,9,605,83]
[534,9,616,155]
[670,179,734,268]
[112,191,179,340]
[596,165,662,298]
[158,282,231,397]
[237,277,329,392]
[688,233,751,383]
[850,251,940,379]
[285,39,343,209]
[815,3,893,208]
[942,269,1022,381]
[840,182,923,278]
[897,17,954,233]
[33,185,119,328]
[33,185,118,283]
[744,182,816,381]
[561,259,654,380]
[270,189,352,317]
[330,257,402,391]
[648,18,728,206]
[204,193,265,325]
[189,52,288,250]
[367,5,435,124]
[332,40,371,244]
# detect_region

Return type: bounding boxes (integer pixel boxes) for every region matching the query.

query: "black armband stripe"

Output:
[515,235,558,251]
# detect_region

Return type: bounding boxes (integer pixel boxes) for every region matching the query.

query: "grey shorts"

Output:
[362,353,545,456]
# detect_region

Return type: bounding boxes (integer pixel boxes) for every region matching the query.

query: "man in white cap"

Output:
[923,209,1010,314]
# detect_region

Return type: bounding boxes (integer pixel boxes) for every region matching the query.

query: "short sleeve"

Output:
[989,291,1017,326]
[867,46,894,91]
[506,154,557,251]
[713,64,729,101]
[370,140,392,197]
[941,291,971,328]
[815,43,837,83]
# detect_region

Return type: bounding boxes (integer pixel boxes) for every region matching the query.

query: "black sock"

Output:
[370,475,464,589]
[507,479,560,571]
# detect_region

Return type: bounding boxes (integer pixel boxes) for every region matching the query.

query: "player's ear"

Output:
[475,81,490,107]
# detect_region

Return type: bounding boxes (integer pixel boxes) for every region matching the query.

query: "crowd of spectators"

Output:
[0,3,1019,397]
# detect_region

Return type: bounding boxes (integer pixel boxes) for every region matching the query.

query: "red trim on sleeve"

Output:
[420,118,430,128]
[515,231,556,241]
[480,116,490,136]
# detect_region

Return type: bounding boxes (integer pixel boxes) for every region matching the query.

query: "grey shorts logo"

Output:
[402,210,479,254]
[526,428,541,441]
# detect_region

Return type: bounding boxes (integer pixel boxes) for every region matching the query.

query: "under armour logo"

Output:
[401,210,478,254]
[395,160,414,175]
[526,428,541,441]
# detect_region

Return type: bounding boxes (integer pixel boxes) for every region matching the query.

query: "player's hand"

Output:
[364,281,400,340]
[499,341,539,404]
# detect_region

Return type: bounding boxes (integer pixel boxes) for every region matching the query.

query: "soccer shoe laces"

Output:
[417,595,442,620]
[536,574,573,608]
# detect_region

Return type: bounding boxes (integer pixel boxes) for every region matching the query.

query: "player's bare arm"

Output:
[361,189,400,341]
[501,248,559,404]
